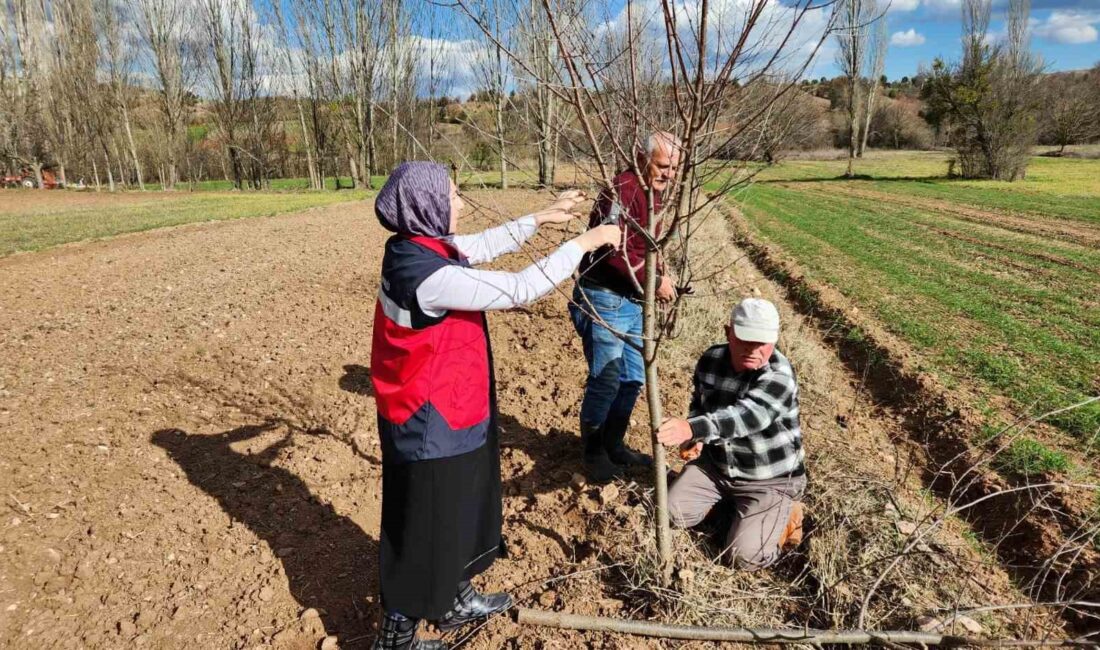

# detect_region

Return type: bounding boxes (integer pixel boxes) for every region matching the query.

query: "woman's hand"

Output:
[573,224,621,253]
[533,190,587,226]
[549,189,586,212]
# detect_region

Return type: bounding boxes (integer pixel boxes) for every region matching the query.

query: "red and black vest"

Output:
[370,235,492,464]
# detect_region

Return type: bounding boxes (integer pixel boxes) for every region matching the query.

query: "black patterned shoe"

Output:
[373,611,448,650]
[435,582,513,632]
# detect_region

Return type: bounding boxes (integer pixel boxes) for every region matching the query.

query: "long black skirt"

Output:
[378,423,503,620]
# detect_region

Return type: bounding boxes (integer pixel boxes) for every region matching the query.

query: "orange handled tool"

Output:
[678,442,702,461]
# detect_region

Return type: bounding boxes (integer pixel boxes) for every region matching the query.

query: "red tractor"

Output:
[1,168,63,189]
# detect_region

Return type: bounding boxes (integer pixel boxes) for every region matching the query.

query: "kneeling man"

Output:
[657,298,805,570]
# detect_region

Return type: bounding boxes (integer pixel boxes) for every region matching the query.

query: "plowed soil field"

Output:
[0,190,1070,649]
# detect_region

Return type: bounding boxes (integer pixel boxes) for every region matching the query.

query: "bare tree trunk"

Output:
[529,0,558,189]
[367,102,376,186]
[497,90,507,189]
[346,138,360,189]
[859,12,886,157]
[536,77,557,187]
[858,94,873,157]
[846,87,859,175]
[643,279,671,584]
[494,4,507,189]
[122,103,144,190]
[299,99,319,189]
[836,0,869,176]
[112,138,126,187]
[97,0,143,189]
[104,151,115,192]
[389,0,399,174]
[644,205,670,584]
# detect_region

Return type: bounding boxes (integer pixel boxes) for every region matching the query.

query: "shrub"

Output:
[920,0,1042,180]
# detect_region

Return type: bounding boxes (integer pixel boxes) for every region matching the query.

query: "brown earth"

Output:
[0,191,1069,649]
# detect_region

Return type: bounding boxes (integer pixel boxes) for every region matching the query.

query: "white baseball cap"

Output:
[731,298,780,344]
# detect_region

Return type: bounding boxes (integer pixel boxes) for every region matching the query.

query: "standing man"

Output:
[569,132,681,482]
[656,298,806,570]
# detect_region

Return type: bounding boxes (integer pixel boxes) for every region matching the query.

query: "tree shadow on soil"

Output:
[151,424,379,642]
[496,413,652,499]
[333,363,599,500]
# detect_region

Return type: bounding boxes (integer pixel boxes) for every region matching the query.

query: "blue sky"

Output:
[861,0,1098,80]
[415,0,1098,90]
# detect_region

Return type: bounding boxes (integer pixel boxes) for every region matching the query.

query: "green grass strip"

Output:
[0,191,370,256]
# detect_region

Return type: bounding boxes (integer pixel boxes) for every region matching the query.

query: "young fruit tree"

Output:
[457,0,836,582]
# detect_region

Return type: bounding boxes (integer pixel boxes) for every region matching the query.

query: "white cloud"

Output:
[409,36,489,100]
[923,0,962,14]
[885,0,920,13]
[591,0,835,80]
[890,28,927,46]
[1033,10,1100,44]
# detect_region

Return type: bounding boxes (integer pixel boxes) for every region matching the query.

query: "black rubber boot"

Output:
[603,413,652,467]
[581,421,624,482]
[435,581,513,632]
[373,611,448,650]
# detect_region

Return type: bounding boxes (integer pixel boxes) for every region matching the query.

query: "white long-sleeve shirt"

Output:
[417,215,584,315]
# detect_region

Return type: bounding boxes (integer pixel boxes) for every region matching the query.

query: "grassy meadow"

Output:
[0,189,369,256]
[728,151,1100,472]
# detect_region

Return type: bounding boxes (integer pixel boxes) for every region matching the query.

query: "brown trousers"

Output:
[668,462,806,570]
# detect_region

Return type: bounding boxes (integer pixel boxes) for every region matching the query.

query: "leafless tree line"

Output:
[0,0,858,193]
[3,0,1095,191]
[1038,66,1100,154]
[0,0,491,189]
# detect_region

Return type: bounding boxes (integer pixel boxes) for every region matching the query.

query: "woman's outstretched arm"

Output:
[417,224,621,314]
[451,216,538,266]
[418,241,583,313]
[451,190,587,266]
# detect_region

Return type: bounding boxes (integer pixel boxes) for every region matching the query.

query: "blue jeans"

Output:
[569,284,645,427]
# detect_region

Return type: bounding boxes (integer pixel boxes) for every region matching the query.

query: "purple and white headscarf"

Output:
[375,161,452,238]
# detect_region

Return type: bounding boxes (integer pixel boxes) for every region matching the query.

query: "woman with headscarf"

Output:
[369,162,619,649]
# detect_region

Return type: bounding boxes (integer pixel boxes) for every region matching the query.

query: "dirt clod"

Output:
[944,614,983,635]
[136,609,156,629]
[896,521,918,536]
[537,590,558,608]
[598,483,619,506]
[118,619,137,638]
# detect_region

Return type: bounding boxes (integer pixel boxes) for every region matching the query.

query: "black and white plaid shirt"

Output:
[687,344,805,480]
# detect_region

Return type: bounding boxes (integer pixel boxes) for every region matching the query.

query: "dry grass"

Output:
[586,201,1066,639]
